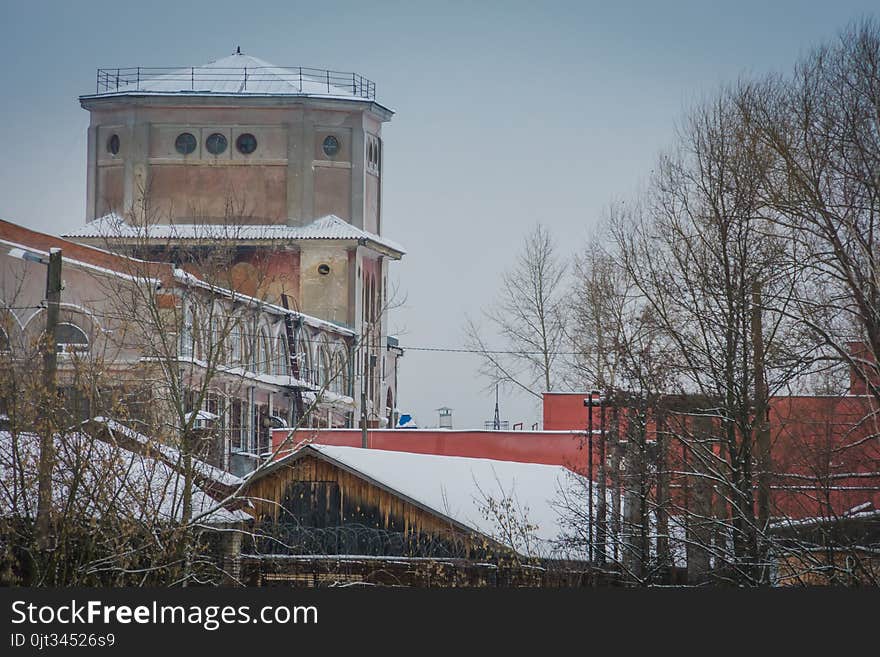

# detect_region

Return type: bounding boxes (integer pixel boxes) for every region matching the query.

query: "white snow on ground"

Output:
[0,429,248,524]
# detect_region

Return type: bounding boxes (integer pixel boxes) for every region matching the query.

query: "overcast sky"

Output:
[1,0,876,429]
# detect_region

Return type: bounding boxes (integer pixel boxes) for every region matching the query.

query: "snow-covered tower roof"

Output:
[83,50,386,110]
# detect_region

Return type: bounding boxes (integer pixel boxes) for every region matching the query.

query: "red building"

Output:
[274,383,880,523]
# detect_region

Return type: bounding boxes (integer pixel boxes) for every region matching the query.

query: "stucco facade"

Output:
[67,53,403,431]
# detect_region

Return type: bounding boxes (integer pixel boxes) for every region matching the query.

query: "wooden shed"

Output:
[243,444,582,561]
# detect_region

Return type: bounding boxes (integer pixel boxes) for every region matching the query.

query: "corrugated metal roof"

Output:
[63,214,405,256]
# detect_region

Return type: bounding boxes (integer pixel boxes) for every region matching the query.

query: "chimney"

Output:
[848,341,877,395]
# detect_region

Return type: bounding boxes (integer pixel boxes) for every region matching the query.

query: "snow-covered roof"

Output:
[0,429,249,524]
[93,417,245,490]
[84,53,385,107]
[63,214,405,257]
[268,444,586,558]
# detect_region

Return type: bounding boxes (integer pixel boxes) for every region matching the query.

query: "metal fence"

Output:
[95,66,376,99]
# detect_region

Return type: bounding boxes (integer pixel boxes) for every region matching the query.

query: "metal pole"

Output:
[361,379,368,448]
[598,396,607,565]
[36,248,62,549]
[587,394,594,563]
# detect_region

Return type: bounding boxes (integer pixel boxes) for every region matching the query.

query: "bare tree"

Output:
[465,224,568,398]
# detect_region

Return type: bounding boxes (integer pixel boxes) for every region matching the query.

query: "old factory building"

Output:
[2,51,407,475]
[70,52,404,429]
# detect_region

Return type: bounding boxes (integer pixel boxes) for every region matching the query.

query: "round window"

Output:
[322,135,340,157]
[236,133,257,155]
[107,134,120,155]
[175,132,197,155]
[206,133,228,155]
[317,263,331,276]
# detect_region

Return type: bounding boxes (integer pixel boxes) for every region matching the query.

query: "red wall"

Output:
[272,428,595,474]
[275,393,880,520]
[543,393,593,431]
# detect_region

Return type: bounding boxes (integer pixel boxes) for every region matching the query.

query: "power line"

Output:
[397,345,585,356]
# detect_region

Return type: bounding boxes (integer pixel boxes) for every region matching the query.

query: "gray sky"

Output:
[1,0,876,429]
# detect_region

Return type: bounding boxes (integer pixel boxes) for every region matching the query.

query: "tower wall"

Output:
[83,99,388,232]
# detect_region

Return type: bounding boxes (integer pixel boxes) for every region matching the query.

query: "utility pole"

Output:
[597,394,607,565]
[361,376,368,449]
[584,391,598,562]
[36,248,62,548]
[752,281,771,581]
[361,352,375,449]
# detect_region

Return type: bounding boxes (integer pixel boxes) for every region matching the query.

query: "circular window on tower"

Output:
[205,133,228,155]
[175,132,197,155]
[236,133,258,155]
[106,134,120,155]
[317,263,331,276]
[322,135,340,158]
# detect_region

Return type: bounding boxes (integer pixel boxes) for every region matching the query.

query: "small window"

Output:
[236,133,257,155]
[317,263,331,276]
[206,132,228,155]
[107,134,120,155]
[322,135,340,157]
[55,323,89,354]
[175,132,197,155]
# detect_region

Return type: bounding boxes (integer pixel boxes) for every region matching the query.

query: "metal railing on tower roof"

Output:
[93,65,376,100]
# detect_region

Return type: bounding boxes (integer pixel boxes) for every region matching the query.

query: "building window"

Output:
[259,329,271,374]
[230,322,242,363]
[317,263,331,276]
[55,323,89,354]
[274,336,288,376]
[206,132,228,155]
[180,304,194,358]
[107,134,120,155]
[366,136,380,174]
[322,135,340,157]
[175,132,197,155]
[236,133,257,155]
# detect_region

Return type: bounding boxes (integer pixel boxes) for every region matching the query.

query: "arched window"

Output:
[55,323,89,354]
[257,328,271,374]
[180,304,194,358]
[230,321,242,364]
[292,334,309,384]
[274,335,288,376]
[205,309,222,361]
[320,347,332,388]
[245,319,259,373]
[332,350,348,395]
